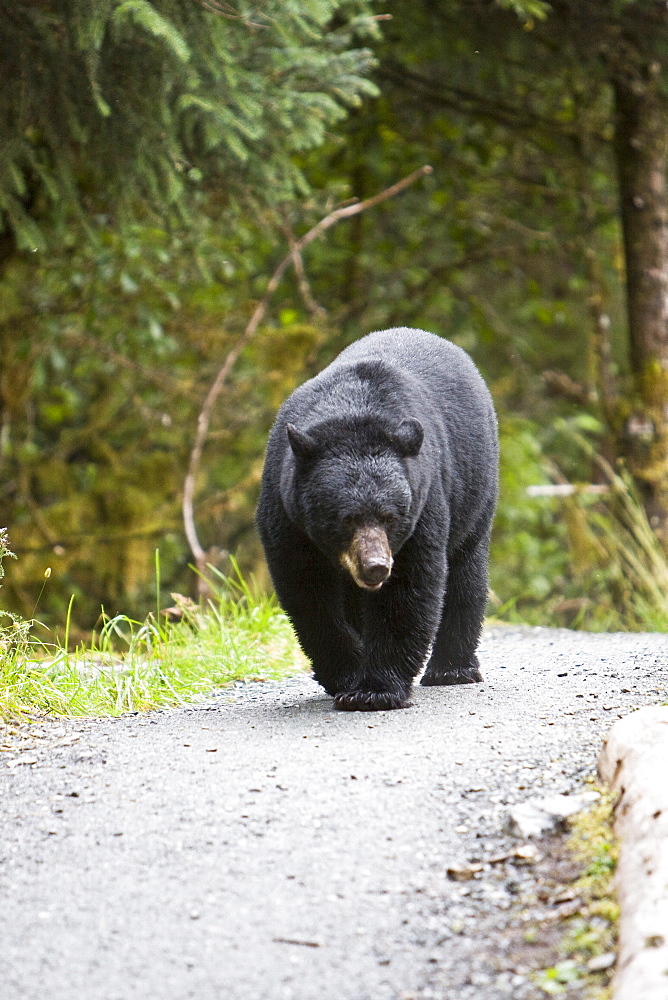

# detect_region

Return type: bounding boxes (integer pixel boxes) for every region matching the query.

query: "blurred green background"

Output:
[3,0,668,637]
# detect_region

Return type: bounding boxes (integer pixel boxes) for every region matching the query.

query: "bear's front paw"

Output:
[420,661,483,686]
[333,689,411,712]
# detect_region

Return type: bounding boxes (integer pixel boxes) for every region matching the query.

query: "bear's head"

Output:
[285,416,423,591]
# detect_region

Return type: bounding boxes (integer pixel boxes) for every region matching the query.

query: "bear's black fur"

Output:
[256,328,498,711]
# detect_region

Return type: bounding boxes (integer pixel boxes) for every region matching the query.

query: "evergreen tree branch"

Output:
[193,1,267,27]
[183,164,433,571]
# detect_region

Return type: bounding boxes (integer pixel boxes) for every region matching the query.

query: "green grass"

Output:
[535,787,619,999]
[0,566,305,722]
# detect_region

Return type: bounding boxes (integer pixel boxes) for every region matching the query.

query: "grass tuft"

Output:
[0,563,305,721]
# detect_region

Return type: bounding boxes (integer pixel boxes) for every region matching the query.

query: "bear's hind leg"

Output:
[420,535,489,687]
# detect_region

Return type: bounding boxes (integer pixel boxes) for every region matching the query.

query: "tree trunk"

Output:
[614,69,668,539]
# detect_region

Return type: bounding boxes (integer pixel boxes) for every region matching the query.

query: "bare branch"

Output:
[183,165,433,572]
[281,225,326,320]
[542,370,596,405]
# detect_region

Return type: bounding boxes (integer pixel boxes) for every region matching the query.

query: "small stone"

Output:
[6,756,38,768]
[587,952,616,972]
[504,791,600,838]
[514,843,541,864]
[447,862,484,881]
[552,887,578,904]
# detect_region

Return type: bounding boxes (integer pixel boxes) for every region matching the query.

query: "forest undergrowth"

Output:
[491,420,668,633]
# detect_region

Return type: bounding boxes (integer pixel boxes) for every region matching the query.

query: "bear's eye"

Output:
[381,512,397,526]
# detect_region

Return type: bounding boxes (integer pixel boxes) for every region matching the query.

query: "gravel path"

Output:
[1,625,666,1000]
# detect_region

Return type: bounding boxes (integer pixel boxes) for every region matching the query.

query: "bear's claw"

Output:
[333,689,411,712]
[420,663,483,686]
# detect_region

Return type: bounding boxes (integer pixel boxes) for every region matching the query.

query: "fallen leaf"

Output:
[446,863,484,881]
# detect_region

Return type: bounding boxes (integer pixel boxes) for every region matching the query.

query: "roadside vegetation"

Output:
[492,421,668,632]
[0,543,302,722]
[535,788,618,999]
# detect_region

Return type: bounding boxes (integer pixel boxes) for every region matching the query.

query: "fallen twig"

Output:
[272,937,321,948]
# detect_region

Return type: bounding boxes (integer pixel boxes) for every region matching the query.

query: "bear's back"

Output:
[332,328,495,433]
[334,328,484,398]
[276,327,495,438]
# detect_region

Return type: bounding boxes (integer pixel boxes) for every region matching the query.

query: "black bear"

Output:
[256,327,498,711]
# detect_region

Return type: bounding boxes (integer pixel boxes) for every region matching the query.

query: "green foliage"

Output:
[0,209,326,629]
[302,0,623,368]
[0,0,380,630]
[536,961,581,996]
[491,418,668,630]
[491,417,570,610]
[3,0,668,639]
[0,0,378,249]
[1,528,37,711]
[0,564,304,721]
[0,530,27,642]
[496,0,550,22]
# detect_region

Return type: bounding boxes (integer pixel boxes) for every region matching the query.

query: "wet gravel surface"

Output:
[1,625,667,1000]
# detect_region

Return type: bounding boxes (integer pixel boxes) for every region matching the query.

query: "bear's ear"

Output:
[287,423,319,462]
[391,418,424,458]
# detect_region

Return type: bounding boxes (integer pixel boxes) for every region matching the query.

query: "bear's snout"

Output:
[341,525,393,591]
